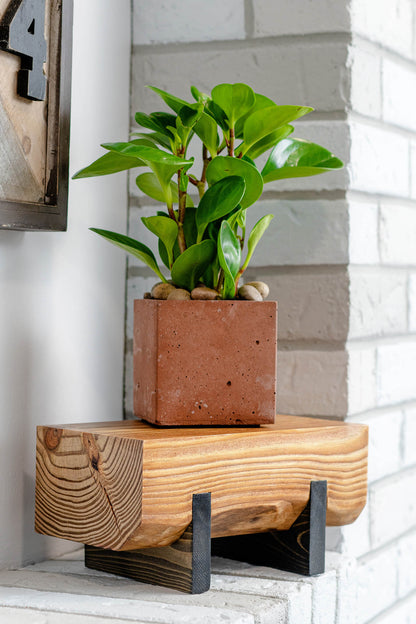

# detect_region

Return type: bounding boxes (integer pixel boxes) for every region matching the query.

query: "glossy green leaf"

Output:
[205,99,228,131]
[193,112,219,158]
[90,228,166,282]
[131,131,172,150]
[262,138,344,182]
[147,85,188,114]
[241,105,313,155]
[72,151,144,179]
[211,83,255,128]
[242,125,294,160]
[135,112,176,138]
[235,93,276,138]
[171,239,216,290]
[102,143,194,206]
[141,215,178,268]
[240,214,274,272]
[218,221,241,299]
[179,102,204,128]
[196,176,246,242]
[227,206,246,233]
[136,172,176,203]
[190,85,210,104]
[206,156,263,209]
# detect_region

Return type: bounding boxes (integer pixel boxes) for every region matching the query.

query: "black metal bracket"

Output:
[212,480,327,576]
[84,481,327,593]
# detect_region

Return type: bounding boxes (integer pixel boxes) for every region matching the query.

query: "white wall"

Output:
[0,0,131,568]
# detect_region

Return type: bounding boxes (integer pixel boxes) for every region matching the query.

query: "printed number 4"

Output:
[0,0,47,101]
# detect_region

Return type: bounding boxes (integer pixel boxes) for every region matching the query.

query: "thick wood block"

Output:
[35,416,368,551]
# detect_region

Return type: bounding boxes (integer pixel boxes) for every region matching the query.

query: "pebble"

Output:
[238,284,263,301]
[167,288,191,300]
[191,286,220,300]
[245,281,269,299]
[151,282,177,299]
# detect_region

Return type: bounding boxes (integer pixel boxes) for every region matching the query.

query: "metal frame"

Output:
[0,0,73,231]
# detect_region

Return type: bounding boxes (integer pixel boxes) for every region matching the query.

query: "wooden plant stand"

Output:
[35,416,368,594]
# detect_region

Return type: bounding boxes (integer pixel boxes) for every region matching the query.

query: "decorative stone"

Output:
[238,284,263,301]
[191,286,220,300]
[167,288,191,300]
[246,281,270,299]
[151,282,176,300]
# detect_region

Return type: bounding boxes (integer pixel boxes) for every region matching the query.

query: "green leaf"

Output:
[147,85,188,114]
[179,103,204,128]
[90,228,166,282]
[227,206,246,233]
[218,221,241,299]
[102,143,194,206]
[240,214,274,272]
[206,99,228,131]
[262,138,344,182]
[131,131,172,150]
[241,105,313,155]
[196,176,246,242]
[72,151,144,179]
[211,83,256,128]
[190,85,210,104]
[235,93,276,138]
[193,112,219,158]
[136,172,176,203]
[206,156,263,209]
[242,125,294,160]
[171,240,216,290]
[141,215,178,269]
[135,112,175,137]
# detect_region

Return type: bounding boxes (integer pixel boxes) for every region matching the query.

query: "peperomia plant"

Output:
[73,82,343,300]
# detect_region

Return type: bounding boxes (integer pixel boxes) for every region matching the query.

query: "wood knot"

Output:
[44,428,62,450]
[82,433,100,472]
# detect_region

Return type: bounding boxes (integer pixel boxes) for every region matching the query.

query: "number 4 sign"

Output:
[0,0,47,101]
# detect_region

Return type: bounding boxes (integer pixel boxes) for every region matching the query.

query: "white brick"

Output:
[348,201,379,265]
[356,546,398,623]
[410,275,416,332]
[382,58,416,131]
[253,0,350,36]
[277,348,348,417]
[349,268,407,338]
[350,0,413,58]
[132,0,245,45]
[349,122,409,197]
[371,592,416,624]
[350,45,382,118]
[310,571,337,624]
[398,531,416,598]
[377,341,416,406]
[245,199,349,266]
[410,142,416,200]
[243,268,349,343]
[0,607,136,624]
[360,411,403,482]
[347,345,377,414]
[132,43,350,114]
[380,205,416,265]
[335,502,371,558]
[370,468,416,547]
[403,406,416,467]
[326,553,358,624]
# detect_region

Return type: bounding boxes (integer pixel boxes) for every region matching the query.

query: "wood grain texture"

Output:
[85,493,211,594]
[35,416,368,551]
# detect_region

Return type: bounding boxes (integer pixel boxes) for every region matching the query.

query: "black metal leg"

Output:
[211,480,327,576]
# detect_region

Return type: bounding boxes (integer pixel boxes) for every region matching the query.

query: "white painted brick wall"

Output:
[382,57,416,131]
[347,345,377,415]
[379,204,416,265]
[371,592,416,624]
[377,341,416,406]
[356,410,403,483]
[403,405,416,467]
[252,0,350,36]
[397,530,416,599]
[133,0,245,45]
[356,546,399,623]
[348,201,379,265]
[349,45,382,119]
[409,275,416,332]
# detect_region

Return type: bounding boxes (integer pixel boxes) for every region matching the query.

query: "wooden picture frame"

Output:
[0,0,73,231]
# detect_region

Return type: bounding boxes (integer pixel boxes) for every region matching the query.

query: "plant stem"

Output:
[228,127,235,157]
[197,145,210,199]
[177,167,187,254]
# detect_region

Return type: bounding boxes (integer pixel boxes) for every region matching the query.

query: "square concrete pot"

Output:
[133,299,277,426]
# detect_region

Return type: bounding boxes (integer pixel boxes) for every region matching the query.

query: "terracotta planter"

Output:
[133,299,277,426]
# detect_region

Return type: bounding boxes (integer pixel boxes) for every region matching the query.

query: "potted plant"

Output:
[73,82,342,426]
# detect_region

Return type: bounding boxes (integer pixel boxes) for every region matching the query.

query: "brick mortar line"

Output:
[368,464,416,492]
[131,31,352,55]
[347,190,416,207]
[348,110,416,141]
[367,588,416,624]
[352,33,416,71]
[347,400,416,421]
[347,334,416,347]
